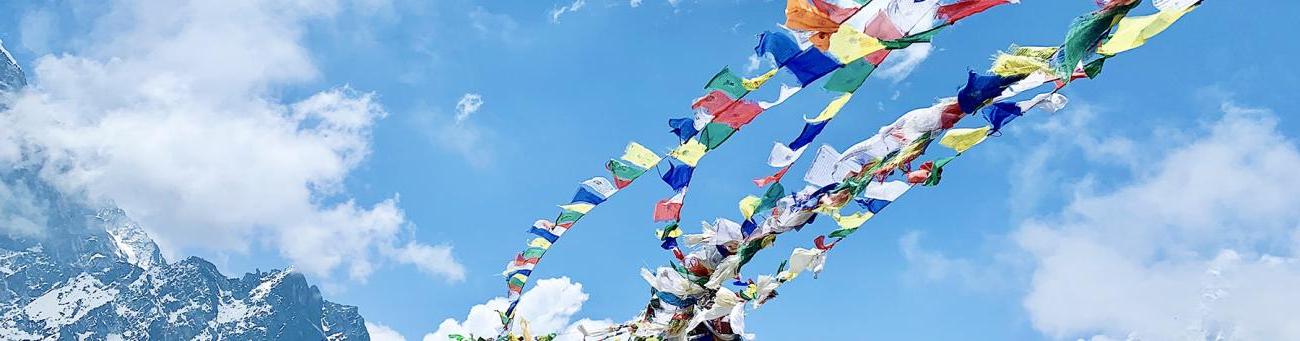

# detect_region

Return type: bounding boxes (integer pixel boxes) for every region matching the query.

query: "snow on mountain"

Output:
[0,39,371,340]
[0,39,23,93]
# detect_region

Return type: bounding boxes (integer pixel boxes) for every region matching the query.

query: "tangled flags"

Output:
[653,0,1021,284]
[593,1,1204,340]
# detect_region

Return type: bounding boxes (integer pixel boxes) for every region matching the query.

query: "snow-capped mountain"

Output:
[0,39,24,93]
[0,41,370,340]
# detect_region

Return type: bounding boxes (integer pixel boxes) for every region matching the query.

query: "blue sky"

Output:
[3,0,1299,340]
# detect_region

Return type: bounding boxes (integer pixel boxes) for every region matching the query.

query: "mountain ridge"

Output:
[0,39,372,341]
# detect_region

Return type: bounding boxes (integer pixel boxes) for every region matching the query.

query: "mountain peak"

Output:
[0,38,25,93]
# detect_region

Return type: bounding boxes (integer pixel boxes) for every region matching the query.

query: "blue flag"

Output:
[661,162,694,192]
[788,121,828,150]
[982,101,1023,135]
[529,227,560,243]
[855,197,892,214]
[787,49,841,86]
[957,71,1023,114]
[756,31,801,66]
[668,117,699,141]
[571,187,606,205]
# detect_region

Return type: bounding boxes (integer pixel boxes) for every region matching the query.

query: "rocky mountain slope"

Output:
[0,39,371,341]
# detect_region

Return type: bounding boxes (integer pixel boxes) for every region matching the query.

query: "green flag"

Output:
[705,67,747,99]
[698,122,737,150]
[823,58,875,93]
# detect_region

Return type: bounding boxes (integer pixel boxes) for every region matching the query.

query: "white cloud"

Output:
[630,0,643,8]
[455,93,483,123]
[898,231,1007,291]
[1014,103,1300,340]
[414,94,494,168]
[0,178,49,237]
[425,277,605,340]
[745,54,765,74]
[875,43,931,82]
[389,241,466,282]
[366,321,407,341]
[468,7,521,44]
[0,0,462,282]
[549,0,586,23]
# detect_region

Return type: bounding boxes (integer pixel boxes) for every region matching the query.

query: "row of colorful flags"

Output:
[480,0,1202,340]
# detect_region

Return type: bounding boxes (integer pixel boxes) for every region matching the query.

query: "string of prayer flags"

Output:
[592,2,1205,339]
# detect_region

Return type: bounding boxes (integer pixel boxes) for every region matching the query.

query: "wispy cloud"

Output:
[468,7,522,44]
[414,93,494,168]
[550,0,586,23]
[875,44,932,82]
[455,93,483,123]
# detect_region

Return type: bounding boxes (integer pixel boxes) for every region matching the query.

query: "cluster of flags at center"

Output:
[489,0,1204,340]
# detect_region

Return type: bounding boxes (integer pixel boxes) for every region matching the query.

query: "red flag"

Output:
[814,235,838,250]
[863,10,903,40]
[692,90,736,115]
[753,166,792,187]
[713,100,764,129]
[907,161,934,184]
[810,0,857,23]
[939,102,965,129]
[937,0,1012,24]
[865,49,891,65]
[653,199,683,222]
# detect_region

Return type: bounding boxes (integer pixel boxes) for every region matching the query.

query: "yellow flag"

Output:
[559,203,595,214]
[831,211,873,229]
[804,92,854,123]
[1098,5,1196,56]
[743,68,779,91]
[739,195,762,219]
[670,139,707,167]
[528,237,552,249]
[940,126,992,154]
[622,142,662,169]
[828,24,885,64]
[656,226,683,239]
